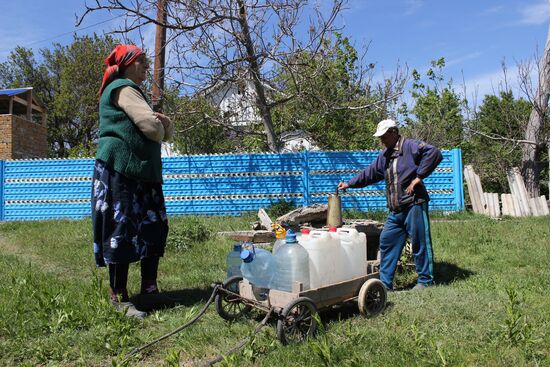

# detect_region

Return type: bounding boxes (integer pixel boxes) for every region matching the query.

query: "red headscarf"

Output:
[99,44,145,95]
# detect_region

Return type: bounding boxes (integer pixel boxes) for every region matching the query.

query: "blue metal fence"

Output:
[0,149,464,221]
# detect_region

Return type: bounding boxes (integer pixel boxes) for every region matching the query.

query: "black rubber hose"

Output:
[124,284,221,360]
[198,307,275,367]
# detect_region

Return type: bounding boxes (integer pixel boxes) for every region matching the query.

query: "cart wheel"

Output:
[215,276,251,321]
[277,297,318,345]
[358,278,387,317]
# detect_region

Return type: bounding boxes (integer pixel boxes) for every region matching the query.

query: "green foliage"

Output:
[166,216,212,251]
[500,287,545,363]
[272,33,398,151]
[402,59,547,196]
[402,58,465,148]
[164,93,240,154]
[0,257,142,365]
[462,91,532,193]
[306,314,334,366]
[265,200,297,219]
[161,33,401,153]
[0,34,118,157]
[163,349,181,367]
[502,287,533,344]
[240,331,275,364]
[342,209,388,222]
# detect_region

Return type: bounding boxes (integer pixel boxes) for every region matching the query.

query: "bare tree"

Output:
[518,25,550,197]
[78,0,357,152]
[460,48,549,196]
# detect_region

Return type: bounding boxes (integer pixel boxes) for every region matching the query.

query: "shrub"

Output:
[167,217,211,251]
[265,200,296,219]
[343,209,388,222]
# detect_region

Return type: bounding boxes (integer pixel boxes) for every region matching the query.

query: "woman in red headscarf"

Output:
[92,44,173,318]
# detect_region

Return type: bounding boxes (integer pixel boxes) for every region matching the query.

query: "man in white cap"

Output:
[337,119,442,290]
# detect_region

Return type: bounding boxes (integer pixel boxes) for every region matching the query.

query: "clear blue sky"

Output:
[0,0,549,103]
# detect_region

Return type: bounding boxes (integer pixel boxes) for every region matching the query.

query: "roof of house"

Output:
[0,87,45,115]
[0,87,33,97]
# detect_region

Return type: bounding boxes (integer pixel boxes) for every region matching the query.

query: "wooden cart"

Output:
[215,260,387,345]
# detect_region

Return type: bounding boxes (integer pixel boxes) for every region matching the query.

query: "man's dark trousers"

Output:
[379,202,434,289]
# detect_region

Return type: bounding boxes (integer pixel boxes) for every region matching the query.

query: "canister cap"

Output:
[240,249,254,263]
[301,228,310,235]
[329,226,337,232]
[272,223,287,239]
[285,229,298,243]
[233,243,242,252]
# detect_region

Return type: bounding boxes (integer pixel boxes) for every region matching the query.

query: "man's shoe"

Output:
[111,300,147,319]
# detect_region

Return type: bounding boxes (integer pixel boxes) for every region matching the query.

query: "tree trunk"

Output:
[522,25,550,197]
[152,0,167,112]
[237,0,279,152]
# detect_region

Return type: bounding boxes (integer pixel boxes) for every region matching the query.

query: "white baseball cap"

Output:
[373,119,397,137]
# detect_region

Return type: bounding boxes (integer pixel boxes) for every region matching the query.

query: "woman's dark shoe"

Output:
[109,287,130,302]
[141,280,160,295]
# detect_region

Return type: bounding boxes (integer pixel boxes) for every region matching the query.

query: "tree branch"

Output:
[464,126,539,146]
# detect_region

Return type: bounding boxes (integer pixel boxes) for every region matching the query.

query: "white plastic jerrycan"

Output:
[301,229,347,288]
[337,227,367,279]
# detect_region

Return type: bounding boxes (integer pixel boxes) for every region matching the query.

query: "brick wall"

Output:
[0,115,48,160]
[0,115,13,160]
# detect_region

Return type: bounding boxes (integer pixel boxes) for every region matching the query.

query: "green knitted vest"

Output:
[96,79,162,183]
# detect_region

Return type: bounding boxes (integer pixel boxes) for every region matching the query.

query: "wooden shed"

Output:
[0,87,48,159]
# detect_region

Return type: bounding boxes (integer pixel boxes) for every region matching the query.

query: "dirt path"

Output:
[0,234,95,280]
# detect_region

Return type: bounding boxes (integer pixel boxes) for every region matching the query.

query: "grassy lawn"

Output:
[0,213,548,366]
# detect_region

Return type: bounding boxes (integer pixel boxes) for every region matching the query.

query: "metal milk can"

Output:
[326,188,343,228]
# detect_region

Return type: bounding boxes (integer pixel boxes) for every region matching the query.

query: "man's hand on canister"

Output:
[405,177,423,195]
[337,182,350,192]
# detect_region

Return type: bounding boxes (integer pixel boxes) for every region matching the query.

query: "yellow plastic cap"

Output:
[272,223,287,239]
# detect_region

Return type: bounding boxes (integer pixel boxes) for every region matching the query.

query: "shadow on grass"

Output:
[318,261,474,323]
[321,300,396,324]
[434,261,475,285]
[395,260,475,290]
[132,287,216,312]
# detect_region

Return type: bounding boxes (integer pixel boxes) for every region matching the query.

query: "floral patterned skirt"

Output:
[91,160,169,267]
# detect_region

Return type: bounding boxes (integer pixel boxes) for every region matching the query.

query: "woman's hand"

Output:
[154,112,174,141]
[153,112,171,129]
[406,177,422,195]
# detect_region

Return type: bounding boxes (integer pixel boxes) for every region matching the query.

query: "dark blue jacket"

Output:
[348,137,443,212]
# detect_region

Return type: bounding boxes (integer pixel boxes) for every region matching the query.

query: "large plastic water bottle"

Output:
[271,229,310,292]
[226,243,243,278]
[240,246,276,289]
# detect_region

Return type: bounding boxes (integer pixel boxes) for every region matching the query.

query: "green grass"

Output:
[0,213,548,366]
